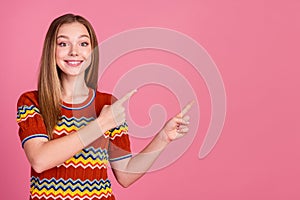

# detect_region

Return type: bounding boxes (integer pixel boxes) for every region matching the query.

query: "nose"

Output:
[69,44,78,56]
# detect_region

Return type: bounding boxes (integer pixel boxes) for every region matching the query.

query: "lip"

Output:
[64,60,83,67]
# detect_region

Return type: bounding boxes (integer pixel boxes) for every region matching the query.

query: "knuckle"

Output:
[184,115,190,120]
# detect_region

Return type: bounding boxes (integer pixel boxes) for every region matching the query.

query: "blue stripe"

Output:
[22,134,49,148]
[59,116,95,123]
[74,147,109,160]
[30,177,112,192]
[57,121,88,128]
[84,146,108,154]
[17,105,40,113]
[61,89,95,110]
[109,154,132,162]
[17,105,40,119]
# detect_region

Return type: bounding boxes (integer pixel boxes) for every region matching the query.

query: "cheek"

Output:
[55,49,63,62]
[83,48,92,64]
[83,48,92,58]
[55,48,69,65]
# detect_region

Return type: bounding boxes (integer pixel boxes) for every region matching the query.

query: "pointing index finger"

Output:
[177,100,194,117]
[116,89,137,105]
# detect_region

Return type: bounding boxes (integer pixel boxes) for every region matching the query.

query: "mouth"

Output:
[64,60,83,67]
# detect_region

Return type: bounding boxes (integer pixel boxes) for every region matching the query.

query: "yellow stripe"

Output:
[54,124,80,132]
[30,181,110,191]
[110,126,128,137]
[17,110,37,121]
[65,156,108,166]
[31,187,112,197]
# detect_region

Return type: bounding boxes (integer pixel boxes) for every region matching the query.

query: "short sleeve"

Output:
[16,91,49,148]
[108,122,132,162]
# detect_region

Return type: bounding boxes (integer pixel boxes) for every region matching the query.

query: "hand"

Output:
[160,101,194,143]
[97,89,137,133]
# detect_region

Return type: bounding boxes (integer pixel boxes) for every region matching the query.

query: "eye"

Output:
[58,42,67,47]
[80,42,89,47]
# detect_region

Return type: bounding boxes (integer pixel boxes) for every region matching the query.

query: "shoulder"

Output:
[94,90,117,105]
[16,90,41,123]
[17,90,39,108]
[93,90,117,115]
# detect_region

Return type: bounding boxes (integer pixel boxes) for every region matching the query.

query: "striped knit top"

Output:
[16,88,132,200]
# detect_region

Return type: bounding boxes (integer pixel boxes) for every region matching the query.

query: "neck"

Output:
[60,73,89,98]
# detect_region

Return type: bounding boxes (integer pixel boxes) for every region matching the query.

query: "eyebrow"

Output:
[56,34,90,39]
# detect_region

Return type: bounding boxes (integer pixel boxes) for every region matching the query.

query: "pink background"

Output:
[1,0,300,199]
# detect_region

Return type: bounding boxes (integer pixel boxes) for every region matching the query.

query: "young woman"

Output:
[17,13,192,200]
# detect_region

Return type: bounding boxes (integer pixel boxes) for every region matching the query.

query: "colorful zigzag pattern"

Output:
[17,105,40,123]
[17,90,132,199]
[53,116,95,135]
[105,122,129,140]
[60,147,109,169]
[30,177,112,200]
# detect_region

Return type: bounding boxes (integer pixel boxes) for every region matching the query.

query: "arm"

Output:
[111,102,193,188]
[23,90,137,173]
[23,120,99,173]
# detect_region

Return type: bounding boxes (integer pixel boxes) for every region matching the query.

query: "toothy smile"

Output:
[65,60,83,67]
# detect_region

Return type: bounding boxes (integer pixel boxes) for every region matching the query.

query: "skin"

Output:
[23,22,193,188]
[56,22,92,103]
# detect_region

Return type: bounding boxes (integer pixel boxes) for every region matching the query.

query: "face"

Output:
[55,22,92,77]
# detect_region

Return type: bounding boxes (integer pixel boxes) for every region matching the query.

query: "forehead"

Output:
[57,22,90,38]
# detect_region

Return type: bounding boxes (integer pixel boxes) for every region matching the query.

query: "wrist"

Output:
[96,117,110,138]
[77,120,104,147]
[96,116,108,132]
[158,129,172,145]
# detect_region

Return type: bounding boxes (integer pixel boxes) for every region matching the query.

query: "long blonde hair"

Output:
[38,14,99,139]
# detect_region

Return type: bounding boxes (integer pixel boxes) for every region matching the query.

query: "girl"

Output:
[17,13,192,200]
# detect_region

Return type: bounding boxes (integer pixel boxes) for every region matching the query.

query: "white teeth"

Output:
[68,61,81,65]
